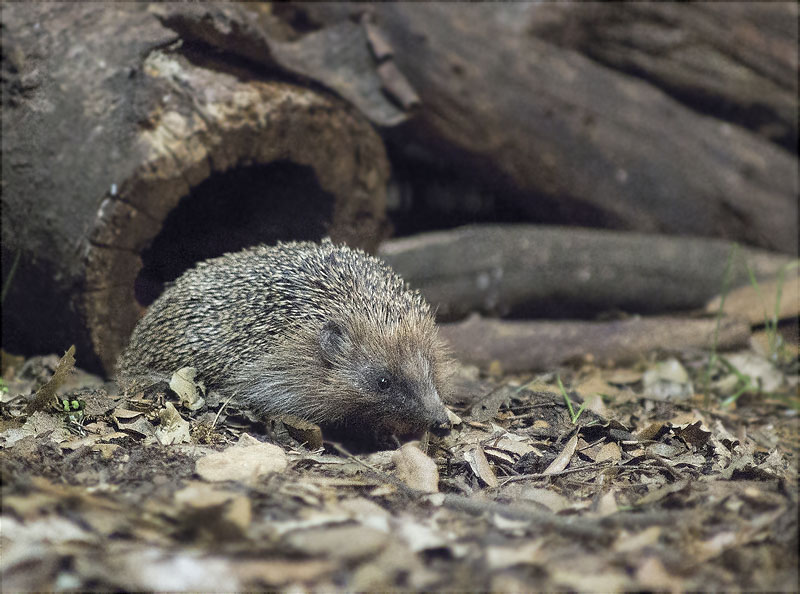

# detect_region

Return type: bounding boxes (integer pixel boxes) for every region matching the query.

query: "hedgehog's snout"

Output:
[423,392,452,437]
[430,416,452,437]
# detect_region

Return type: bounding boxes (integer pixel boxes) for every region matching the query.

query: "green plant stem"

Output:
[703,244,739,406]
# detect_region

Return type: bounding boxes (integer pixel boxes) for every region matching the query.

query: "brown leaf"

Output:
[26,345,75,413]
[635,479,690,506]
[393,443,439,493]
[282,415,323,450]
[283,525,390,561]
[174,481,252,538]
[196,442,288,484]
[543,434,578,474]
[236,559,336,587]
[674,420,712,449]
[464,444,498,487]
[595,441,622,463]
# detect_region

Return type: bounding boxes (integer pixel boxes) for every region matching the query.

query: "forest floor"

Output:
[1,338,798,592]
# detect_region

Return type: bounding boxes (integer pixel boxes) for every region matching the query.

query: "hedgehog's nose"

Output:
[430,417,452,437]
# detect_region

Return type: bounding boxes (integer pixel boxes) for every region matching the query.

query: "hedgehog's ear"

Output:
[319,321,347,364]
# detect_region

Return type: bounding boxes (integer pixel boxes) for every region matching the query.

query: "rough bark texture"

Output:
[440,315,751,373]
[1,4,390,373]
[526,2,798,151]
[150,3,415,127]
[378,225,792,321]
[303,3,798,253]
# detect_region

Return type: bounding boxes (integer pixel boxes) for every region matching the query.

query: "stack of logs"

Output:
[2,3,796,374]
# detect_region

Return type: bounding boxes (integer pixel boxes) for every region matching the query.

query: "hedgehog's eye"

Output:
[376,375,392,392]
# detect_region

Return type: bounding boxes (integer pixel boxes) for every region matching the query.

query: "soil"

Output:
[1,343,797,591]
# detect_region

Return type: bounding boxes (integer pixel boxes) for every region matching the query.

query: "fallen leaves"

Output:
[173,481,252,538]
[542,434,578,475]
[155,402,191,445]
[169,367,206,411]
[392,443,439,492]
[25,345,75,413]
[1,343,797,591]
[464,444,498,487]
[195,439,288,483]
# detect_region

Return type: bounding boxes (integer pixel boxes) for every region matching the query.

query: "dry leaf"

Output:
[484,447,515,464]
[520,488,569,513]
[395,517,451,553]
[613,526,662,553]
[492,435,538,457]
[643,358,693,401]
[635,556,682,591]
[485,540,543,570]
[281,415,323,449]
[636,479,690,506]
[283,525,390,561]
[543,434,578,474]
[674,421,712,449]
[595,441,622,463]
[155,402,191,445]
[596,490,619,516]
[26,345,75,413]
[464,444,498,487]
[92,443,121,459]
[169,367,206,411]
[236,559,335,587]
[392,443,439,493]
[14,411,70,444]
[196,442,288,483]
[174,481,252,537]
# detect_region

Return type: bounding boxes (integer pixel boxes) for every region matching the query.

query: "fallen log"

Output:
[1,4,390,374]
[304,3,798,253]
[440,315,751,373]
[526,2,798,151]
[379,225,791,321]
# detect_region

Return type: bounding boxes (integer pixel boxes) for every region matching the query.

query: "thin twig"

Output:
[497,462,610,486]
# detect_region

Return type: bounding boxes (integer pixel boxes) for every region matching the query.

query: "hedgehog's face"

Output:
[318,319,452,440]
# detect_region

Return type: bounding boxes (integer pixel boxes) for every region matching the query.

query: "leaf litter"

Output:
[1,342,797,591]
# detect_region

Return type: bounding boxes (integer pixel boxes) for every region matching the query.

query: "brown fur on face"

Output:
[232,294,452,441]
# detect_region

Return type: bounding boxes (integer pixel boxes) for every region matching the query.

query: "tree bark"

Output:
[526,2,798,151]
[378,225,791,321]
[439,315,751,373]
[304,3,798,253]
[1,4,390,374]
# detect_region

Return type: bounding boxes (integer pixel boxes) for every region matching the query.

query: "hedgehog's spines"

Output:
[116,239,451,442]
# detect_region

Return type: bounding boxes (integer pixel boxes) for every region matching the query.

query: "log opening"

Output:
[134,161,335,307]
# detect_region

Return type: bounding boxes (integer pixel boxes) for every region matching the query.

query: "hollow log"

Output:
[1,4,390,374]
[302,3,798,253]
[378,225,791,321]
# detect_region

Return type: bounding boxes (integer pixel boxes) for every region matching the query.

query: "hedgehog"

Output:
[116,239,453,444]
